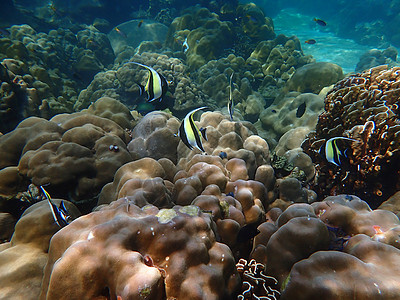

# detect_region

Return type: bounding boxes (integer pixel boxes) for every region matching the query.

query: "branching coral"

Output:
[236,258,280,300]
[302,65,400,208]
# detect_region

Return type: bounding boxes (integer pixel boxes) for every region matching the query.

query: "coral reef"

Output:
[127,111,180,163]
[286,62,344,94]
[0,98,133,209]
[302,65,400,208]
[76,51,209,114]
[0,59,40,133]
[0,200,80,299]
[355,46,399,72]
[177,110,270,177]
[0,24,114,118]
[40,198,240,299]
[258,92,324,146]
[166,7,235,69]
[250,195,400,299]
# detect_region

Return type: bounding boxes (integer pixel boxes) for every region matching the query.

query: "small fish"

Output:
[237,224,260,243]
[226,192,234,198]
[126,62,168,102]
[271,109,277,113]
[319,137,356,166]
[314,18,327,26]
[138,20,143,28]
[178,107,208,153]
[114,26,127,38]
[305,39,316,44]
[40,186,71,228]
[228,73,234,121]
[219,151,228,159]
[296,102,306,118]
[182,37,189,53]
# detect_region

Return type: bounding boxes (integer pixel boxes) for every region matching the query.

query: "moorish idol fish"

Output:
[228,72,234,121]
[178,107,208,153]
[40,186,71,228]
[182,37,189,53]
[320,137,356,166]
[313,18,327,26]
[127,62,168,102]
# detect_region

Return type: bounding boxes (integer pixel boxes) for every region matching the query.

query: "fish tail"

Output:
[138,84,145,96]
[200,127,207,141]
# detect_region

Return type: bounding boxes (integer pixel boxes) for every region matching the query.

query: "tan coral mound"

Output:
[302,65,400,207]
[281,234,400,300]
[40,199,240,300]
[0,200,80,300]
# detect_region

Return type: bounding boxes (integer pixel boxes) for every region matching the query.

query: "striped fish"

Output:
[320,137,356,166]
[128,62,168,102]
[228,72,234,121]
[40,186,71,228]
[178,107,208,153]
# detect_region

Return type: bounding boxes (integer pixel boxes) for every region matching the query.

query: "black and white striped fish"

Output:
[319,137,356,166]
[228,72,234,121]
[127,62,168,102]
[178,107,208,153]
[40,186,71,228]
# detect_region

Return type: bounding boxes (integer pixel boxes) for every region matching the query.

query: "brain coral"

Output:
[302,65,400,208]
[40,198,240,299]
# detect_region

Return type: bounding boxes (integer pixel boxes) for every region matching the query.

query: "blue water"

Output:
[273,8,375,74]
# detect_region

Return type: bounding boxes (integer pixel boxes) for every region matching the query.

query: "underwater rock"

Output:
[40,199,240,299]
[302,65,400,207]
[286,61,344,94]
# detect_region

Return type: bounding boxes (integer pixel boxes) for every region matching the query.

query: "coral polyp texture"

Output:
[40,198,240,300]
[302,65,400,208]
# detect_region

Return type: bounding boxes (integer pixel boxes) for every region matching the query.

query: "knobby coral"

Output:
[40,198,240,299]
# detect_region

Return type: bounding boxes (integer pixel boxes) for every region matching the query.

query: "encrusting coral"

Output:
[40,198,240,300]
[302,65,400,208]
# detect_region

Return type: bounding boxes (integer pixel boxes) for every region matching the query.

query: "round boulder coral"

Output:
[40,199,240,299]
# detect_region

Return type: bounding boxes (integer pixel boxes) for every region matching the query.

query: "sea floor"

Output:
[273,8,379,74]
